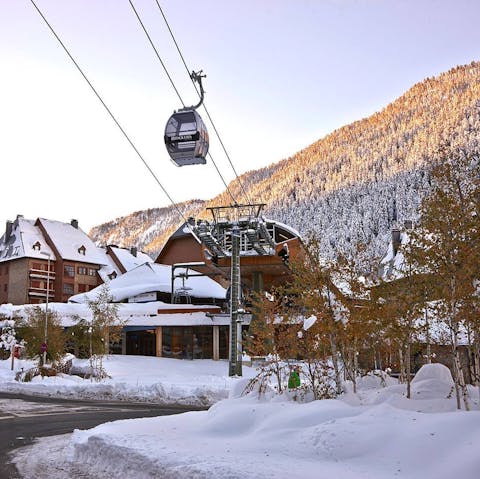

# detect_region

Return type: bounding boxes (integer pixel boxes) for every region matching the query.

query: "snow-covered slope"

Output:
[90,62,480,261]
[89,200,205,259]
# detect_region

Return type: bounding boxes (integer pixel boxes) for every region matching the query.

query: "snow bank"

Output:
[412,363,454,385]
[66,392,480,479]
[0,355,256,407]
[9,359,480,479]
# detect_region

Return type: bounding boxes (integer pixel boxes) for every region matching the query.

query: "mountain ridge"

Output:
[89,61,480,261]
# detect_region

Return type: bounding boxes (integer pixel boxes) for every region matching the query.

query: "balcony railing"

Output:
[29,270,56,280]
[28,287,55,298]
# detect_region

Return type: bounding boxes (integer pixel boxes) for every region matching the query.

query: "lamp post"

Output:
[40,251,51,366]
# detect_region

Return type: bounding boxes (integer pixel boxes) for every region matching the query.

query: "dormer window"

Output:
[78,245,86,255]
[108,271,117,280]
[32,241,41,251]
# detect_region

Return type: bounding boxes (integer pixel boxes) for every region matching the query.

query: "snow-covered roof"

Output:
[97,249,122,282]
[97,246,153,283]
[4,301,240,328]
[265,218,302,241]
[38,218,106,266]
[0,217,56,262]
[109,246,153,271]
[69,263,226,303]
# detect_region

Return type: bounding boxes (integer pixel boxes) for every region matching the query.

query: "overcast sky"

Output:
[1,0,480,232]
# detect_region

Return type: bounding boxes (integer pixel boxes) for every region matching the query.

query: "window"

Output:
[78,245,86,255]
[108,271,117,280]
[88,268,96,277]
[32,241,41,251]
[64,265,75,277]
[77,266,87,275]
[78,284,88,293]
[63,283,74,295]
[161,326,213,360]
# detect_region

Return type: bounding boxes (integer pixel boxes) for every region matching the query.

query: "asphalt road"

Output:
[0,392,200,479]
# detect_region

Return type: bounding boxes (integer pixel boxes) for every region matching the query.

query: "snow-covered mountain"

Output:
[90,62,480,261]
[89,200,205,258]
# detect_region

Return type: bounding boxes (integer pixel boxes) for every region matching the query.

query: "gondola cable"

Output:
[128,0,238,205]
[153,0,252,205]
[29,0,191,227]
[128,0,185,108]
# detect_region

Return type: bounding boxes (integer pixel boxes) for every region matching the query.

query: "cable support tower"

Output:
[192,203,276,376]
[128,0,238,206]
[29,0,191,228]
[153,0,252,205]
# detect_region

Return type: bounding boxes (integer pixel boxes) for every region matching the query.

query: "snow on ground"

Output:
[0,355,256,407]
[10,363,480,479]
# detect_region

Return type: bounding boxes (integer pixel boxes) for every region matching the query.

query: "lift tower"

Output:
[192,204,275,376]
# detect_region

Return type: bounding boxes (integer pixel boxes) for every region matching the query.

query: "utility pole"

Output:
[40,251,51,366]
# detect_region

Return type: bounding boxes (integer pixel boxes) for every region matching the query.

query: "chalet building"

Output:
[375,222,473,381]
[64,217,302,360]
[2,214,302,362]
[114,218,301,360]
[0,216,107,305]
[69,261,230,359]
[0,216,157,307]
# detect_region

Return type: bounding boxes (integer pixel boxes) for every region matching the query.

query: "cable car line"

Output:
[154,0,252,205]
[128,0,185,107]
[128,0,238,205]
[29,0,190,227]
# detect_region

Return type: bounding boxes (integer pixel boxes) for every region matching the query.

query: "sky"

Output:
[1,0,480,232]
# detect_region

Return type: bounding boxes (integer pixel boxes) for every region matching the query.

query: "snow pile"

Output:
[0,355,255,407]
[410,363,455,398]
[0,303,14,319]
[63,372,480,479]
[12,364,478,479]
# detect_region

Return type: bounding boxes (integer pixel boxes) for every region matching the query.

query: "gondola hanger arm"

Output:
[190,70,206,110]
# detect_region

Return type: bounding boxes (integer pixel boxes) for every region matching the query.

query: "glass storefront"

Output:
[124,325,235,360]
[162,326,214,359]
[126,330,156,356]
[219,325,229,360]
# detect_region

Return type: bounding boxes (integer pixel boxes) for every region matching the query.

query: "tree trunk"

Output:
[474,339,480,406]
[406,341,411,399]
[425,305,432,364]
[104,329,110,356]
[353,343,358,394]
[450,326,462,410]
[329,333,342,395]
[398,347,406,383]
[453,346,470,411]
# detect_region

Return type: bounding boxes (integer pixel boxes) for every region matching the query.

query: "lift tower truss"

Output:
[192,204,275,376]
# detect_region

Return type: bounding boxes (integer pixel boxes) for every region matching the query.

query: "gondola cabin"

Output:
[164,108,209,167]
